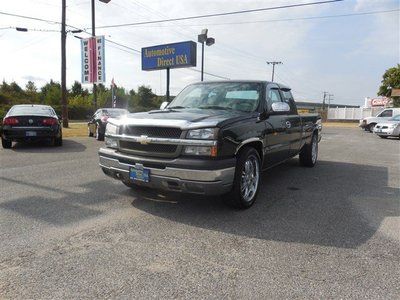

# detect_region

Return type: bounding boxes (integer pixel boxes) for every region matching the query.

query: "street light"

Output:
[91,0,111,110]
[198,29,215,81]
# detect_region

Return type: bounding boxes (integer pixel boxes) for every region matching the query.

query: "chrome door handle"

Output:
[285,121,291,128]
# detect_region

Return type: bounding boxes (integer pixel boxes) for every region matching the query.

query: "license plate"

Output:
[129,167,150,183]
[376,129,382,133]
[26,131,37,137]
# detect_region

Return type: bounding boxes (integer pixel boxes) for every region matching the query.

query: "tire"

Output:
[88,127,93,137]
[224,147,261,209]
[1,138,12,149]
[299,133,318,167]
[368,123,376,132]
[54,136,63,146]
[95,125,104,141]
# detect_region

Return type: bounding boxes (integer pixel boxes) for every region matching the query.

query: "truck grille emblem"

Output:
[138,135,150,145]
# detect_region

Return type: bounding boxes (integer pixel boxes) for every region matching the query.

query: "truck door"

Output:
[263,84,290,167]
[281,89,302,157]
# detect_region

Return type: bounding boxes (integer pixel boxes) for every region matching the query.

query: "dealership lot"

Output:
[0,127,399,298]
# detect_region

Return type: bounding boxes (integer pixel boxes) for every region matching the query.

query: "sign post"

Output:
[141,41,196,102]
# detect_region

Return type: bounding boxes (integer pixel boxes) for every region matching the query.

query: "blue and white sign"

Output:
[142,41,197,71]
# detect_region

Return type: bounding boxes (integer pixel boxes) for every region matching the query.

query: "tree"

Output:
[378,64,400,107]
[40,80,61,105]
[25,81,37,94]
[70,81,84,97]
[137,85,156,107]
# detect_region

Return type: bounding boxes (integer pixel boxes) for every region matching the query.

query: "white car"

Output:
[373,114,400,139]
[359,108,400,132]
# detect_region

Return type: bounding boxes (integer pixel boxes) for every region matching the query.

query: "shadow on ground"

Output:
[128,159,399,249]
[10,139,86,153]
[0,179,119,225]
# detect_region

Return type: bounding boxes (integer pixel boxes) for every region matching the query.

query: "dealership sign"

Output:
[141,41,196,71]
[371,97,390,107]
[81,36,105,84]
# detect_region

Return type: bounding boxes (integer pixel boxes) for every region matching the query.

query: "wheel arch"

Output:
[235,139,264,163]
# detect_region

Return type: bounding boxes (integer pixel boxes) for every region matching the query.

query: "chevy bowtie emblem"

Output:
[138,135,150,145]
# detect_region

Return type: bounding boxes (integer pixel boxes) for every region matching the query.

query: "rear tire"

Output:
[224,147,261,209]
[54,136,63,146]
[299,133,318,167]
[1,138,12,149]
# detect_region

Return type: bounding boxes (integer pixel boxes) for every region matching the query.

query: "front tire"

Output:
[1,138,12,149]
[96,125,104,141]
[368,123,376,132]
[299,133,318,167]
[224,147,261,209]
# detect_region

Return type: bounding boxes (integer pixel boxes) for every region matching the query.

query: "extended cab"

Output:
[99,81,321,208]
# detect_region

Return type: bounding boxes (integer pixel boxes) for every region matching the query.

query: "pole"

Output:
[61,0,68,128]
[322,91,327,111]
[266,61,282,82]
[201,42,204,81]
[111,85,115,108]
[91,0,97,110]
[166,68,170,102]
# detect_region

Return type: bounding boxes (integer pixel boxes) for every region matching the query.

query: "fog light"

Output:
[105,137,118,148]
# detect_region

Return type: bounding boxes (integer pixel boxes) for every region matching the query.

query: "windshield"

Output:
[103,109,128,117]
[10,105,55,116]
[390,114,400,121]
[169,82,261,112]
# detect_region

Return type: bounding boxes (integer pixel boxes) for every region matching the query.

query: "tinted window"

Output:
[281,90,297,114]
[380,110,393,117]
[10,106,54,116]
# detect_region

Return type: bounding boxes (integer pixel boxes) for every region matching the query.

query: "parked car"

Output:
[373,114,400,139]
[88,108,129,141]
[359,108,400,132]
[98,80,322,209]
[1,104,62,149]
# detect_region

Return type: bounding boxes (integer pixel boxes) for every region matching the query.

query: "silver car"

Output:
[373,114,400,139]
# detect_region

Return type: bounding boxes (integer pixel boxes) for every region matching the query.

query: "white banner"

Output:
[81,36,105,84]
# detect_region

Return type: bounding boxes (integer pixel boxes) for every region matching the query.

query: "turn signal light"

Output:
[42,118,58,126]
[3,117,19,125]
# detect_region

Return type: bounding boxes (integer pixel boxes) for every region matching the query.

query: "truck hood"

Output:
[109,108,254,129]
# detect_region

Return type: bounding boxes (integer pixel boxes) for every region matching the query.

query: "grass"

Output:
[60,121,358,138]
[62,123,88,138]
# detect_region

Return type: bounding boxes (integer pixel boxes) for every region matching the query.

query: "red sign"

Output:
[371,97,390,107]
[81,36,105,84]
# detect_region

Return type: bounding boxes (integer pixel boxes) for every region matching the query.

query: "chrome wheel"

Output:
[240,154,260,203]
[311,135,318,164]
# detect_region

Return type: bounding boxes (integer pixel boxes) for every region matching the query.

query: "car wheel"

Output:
[368,123,376,132]
[95,125,104,141]
[88,127,93,137]
[378,135,388,139]
[54,136,63,146]
[1,138,12,149]
[224,147,261,209]
[299,133,318,167]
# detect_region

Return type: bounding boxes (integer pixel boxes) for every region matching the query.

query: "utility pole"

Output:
[61,0,68,128]
[266,61,282,82]
[91,0,97,110]
[322,91,328,111]
[328,94,334,109]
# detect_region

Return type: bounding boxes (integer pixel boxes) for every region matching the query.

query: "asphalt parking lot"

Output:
[0,126,399,299]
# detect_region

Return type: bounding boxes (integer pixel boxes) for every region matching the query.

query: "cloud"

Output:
[22,75,46,82]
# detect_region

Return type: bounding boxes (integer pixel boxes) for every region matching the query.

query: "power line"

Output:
[134,8,399,27]
[94,0,343,29]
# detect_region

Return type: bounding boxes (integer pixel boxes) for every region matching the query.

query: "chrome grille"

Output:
[124,126,182,138]
[119,141,177,153]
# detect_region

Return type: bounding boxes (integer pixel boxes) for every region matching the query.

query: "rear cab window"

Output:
[379,110,393,117]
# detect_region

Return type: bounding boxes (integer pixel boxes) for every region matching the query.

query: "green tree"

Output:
[25,81,37,94]
[40,80,61,105]
[70,81,84,97]
[378,64,400,107]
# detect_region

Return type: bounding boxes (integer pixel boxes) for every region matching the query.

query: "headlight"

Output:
[105,123,118,135]
[105,137,118,148]
[187,128,218,139]
[184,146,218,157]
[389,124,398,129]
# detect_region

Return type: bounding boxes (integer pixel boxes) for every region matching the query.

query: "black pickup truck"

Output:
[99,81,321,208]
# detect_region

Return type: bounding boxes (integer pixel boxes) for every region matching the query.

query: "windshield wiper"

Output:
[198,105,232,110]
[167,106,187,109]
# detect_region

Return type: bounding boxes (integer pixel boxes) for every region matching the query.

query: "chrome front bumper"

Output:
[99,148,235,195]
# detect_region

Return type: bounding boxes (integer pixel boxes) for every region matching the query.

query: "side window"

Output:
[281,90,297,114]
[266,88,282,110]
[379,110,392,117]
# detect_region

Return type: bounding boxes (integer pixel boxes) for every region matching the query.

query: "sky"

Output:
[0,0,398,106]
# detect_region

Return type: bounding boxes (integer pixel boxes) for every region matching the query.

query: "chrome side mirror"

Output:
[160,101,169,110]
[271,102,290,113]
